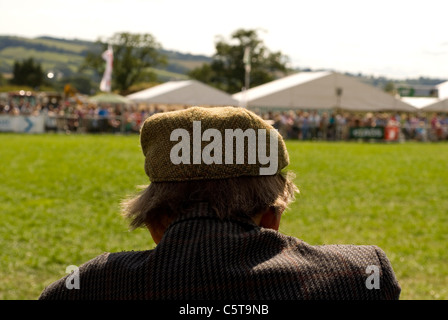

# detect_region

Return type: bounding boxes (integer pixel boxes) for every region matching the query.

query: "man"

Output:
[39,106,400,300]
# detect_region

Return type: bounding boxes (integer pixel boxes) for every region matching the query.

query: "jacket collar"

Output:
[166,201,258,231]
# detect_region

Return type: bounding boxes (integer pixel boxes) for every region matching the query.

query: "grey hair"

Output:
[121,171,299,231]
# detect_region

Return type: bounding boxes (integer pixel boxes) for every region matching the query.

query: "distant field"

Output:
[0,47,83,73]
[23,37,90,53]
[147,67,189,81]
[0,134,446,300]
[0,35,210,80]
[169,58,208,70]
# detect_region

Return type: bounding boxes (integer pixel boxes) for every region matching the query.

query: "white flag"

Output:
[100,45,113,92]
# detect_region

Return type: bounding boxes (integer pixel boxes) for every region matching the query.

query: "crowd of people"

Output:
[0,98,160,134]
[260,110,448,142]
[1,96,447,142]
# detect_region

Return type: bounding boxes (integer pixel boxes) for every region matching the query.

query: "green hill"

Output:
[0,35,211,83]
[1,35,446,96]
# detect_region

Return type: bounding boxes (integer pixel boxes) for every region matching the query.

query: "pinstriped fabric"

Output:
[39,203,400,300]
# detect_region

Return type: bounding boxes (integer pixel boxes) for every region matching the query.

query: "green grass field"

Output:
[0,47,84,74]
[0,133,447,300]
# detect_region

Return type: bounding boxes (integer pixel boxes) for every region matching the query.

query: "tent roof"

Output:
[232,71,416,112]
[88,93,134,105]
[126,80,238,106]
[234,71,331,102]
[421,98,448,112]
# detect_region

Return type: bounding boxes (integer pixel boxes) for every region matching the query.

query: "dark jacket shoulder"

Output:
[38,251,151,300]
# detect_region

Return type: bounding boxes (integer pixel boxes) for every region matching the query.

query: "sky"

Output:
[2,0,448,80]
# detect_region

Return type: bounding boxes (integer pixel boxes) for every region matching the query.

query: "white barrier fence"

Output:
[0,115,447,142]
[0,115,45,133]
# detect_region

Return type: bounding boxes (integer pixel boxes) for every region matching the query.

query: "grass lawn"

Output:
[0,133,446,300]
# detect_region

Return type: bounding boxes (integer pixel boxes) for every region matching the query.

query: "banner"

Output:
[384,126,399,141]
[100,44,113,92]
[349,126,384,139]
[0,115,45,133]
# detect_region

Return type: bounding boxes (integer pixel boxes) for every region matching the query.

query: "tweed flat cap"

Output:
[140,106,289,182]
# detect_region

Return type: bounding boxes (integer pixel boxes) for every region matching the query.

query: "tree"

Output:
[188,29,290,94]
[11,57,45,88]
[80,32,167,94]
[383,81,396,95]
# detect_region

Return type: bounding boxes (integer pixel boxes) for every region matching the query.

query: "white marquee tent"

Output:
[421,98,448,112]
[126,80,238,106]
[232,71,416,112]
[434,80,448,100]
[408,79,448,112]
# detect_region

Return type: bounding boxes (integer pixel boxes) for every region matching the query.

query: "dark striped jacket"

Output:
[39,203,401,300]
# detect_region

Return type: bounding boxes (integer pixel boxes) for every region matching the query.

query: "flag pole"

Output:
[243,46,251,108]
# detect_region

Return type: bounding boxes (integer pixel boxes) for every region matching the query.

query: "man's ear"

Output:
[145,222,165,245]
[145,215,174,245]
[259,207,282,231]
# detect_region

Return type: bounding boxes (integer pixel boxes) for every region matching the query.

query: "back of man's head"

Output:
[122,106,298,231]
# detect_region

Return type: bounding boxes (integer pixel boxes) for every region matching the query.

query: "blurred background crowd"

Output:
[1,96,447,142]
[263,109,448,142]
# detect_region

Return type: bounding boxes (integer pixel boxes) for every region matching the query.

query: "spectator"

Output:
[415,121,427,141]
[430,113,442,141]
[39,106,401,300]
[301,112,310,140]
[309,111,321,140]
[335,113,346,140]
[320,112,329,140]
